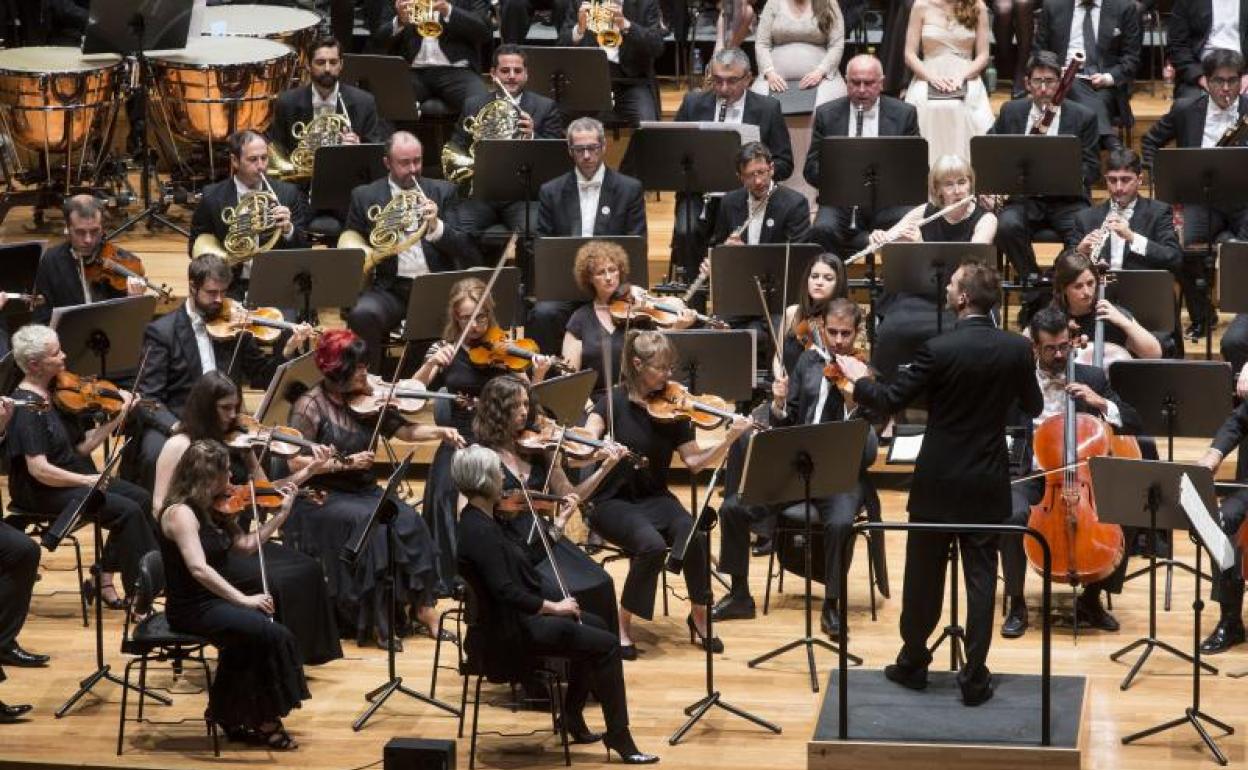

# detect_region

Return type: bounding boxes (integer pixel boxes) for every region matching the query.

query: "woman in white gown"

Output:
[902,0,993,164]
[750,0,846,107]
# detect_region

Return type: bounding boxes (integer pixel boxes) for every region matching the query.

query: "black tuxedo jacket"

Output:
[449,88,565,151]
[853,316,1043,523]
[1007,362,1142,474]
[778,347,882,427]
[371,0,492,72]
[32,242,130,324]
[557,0,665,80]
[536,168,647,238]
[188,176,311,256]
[674,90,794,181]
[710,184,810,246]
[1067,197,1182,271]
[344,176,482,292]
[989,97,1101,197]
[804,96,920,193]
[140,305,283,432]
[270,83,387,151]
[1035,0,1142,87]
[1141,93,1248,164]
[1167,0,1248,86]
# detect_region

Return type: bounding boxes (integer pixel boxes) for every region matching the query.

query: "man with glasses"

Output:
[988,50,1100,323]
[1143,48,1248,343]
[805,54,919,255]
[530,117,646,353]
[1166,0,1248,100]
[669,47,792,292]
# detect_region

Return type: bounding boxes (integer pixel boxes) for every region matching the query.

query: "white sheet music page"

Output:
[1180,472,1235,573]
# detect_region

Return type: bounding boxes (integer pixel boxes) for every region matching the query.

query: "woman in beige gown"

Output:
[750,0,847,107]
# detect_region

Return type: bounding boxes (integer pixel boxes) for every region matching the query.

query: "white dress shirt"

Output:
[576,164,606,237]
[311,83,340,117]
[850,102,880,137]
[1202,98,1241,147]
[186,300,217,374]
[395,9,468,68]
[1067,0,1101,62]
[1027,103,1062,135]
[1107,199,1149,269]
[1203,0,1241,58]
[387,178,445,278]
[1030,365,1122,467]
[715,92,748,124]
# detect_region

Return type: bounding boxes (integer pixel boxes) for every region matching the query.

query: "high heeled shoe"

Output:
[81,577,127,610]
[603,730,659,764]
[686,615,723,654]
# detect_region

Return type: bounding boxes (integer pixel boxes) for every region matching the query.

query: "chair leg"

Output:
[763,540,778,615]
[863,532,878,622]
[661,565,669,617]
[117,657,134,755]
[137,657,149,722]
[430,619,445,698]
[469,676,484,770]
[458,671,470,738]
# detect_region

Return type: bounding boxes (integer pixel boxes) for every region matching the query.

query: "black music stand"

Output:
[709,244,823,317]
[662,329,756,402]
[742,421,870,692]
[403,267,523,341]
[532,369,596,427]
[621,126,741,284]
[1107,360,1231,688]
[532,236,648,303]
[310,144,387,213]
[1218,241,1248,315]
[343,453,458,731]
[1090,457,1233,764]
[817,137,928,342]
[48,440,172,717]
[520,47,613,113]
[254,351,320,427]
[1154,148,1248,360]
[341,55,421,122]
[248,248,365,324]
[86,0,193,240]
[51,296,157,379]
[879,242,996,334]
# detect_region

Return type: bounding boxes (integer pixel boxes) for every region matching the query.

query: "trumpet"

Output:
[338,186,432,277]
[191,175,283,266]
[399,0,443,38]
[586,0,622,48]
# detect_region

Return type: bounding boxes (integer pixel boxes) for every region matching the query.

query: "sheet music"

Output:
[1180,472,1235,572]
[887,433,923,464]
[637,121,760,144]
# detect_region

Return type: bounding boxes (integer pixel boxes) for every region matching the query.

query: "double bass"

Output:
[1024,333,1127,584]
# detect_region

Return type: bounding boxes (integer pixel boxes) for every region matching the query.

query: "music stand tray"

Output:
[879,242,996,296]
[662,329,756,403]
[341,55,421,122]
[709,243,822,318]
[310,144,387,213]
[254,351,321,428]
[1153,148,1248,210]
[1218,241,1248,314]
[520,47,613,113]
[532,369,596,426]
[970,136,1085,198]
[247,248,366,323]
[471,140,570,202]
[403,267,522,340]
[51,296,158,378]
[1108,360,1232,458]
[84,0,193,55]
[533,236,648,303]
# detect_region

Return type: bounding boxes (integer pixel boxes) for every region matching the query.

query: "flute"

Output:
[728,183,774,242]
[844,196,975,264]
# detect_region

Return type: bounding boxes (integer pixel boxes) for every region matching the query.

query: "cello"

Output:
[1024,331,1126,585]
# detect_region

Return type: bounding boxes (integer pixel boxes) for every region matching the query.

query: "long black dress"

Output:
[159,508,309,732]
[283,386,440,639]
[498,455,619,635]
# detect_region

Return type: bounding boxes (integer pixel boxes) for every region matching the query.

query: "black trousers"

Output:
[995,197,1084,278]
[1066,78,1118,141]
[521,610,628,735]
[40,478,156,594]
[1176,205,1248,325]
[410,67,489,115]
[896,527,998,691]
[588,495,711,620]
[498,0,564,42]
[1211,489,1248,618]
[0,521,39,649]
[808,204,910,255]
[347,284,409,371]
[610,80,658,126]
[1001,477,1128,598]
[527,300,581,356]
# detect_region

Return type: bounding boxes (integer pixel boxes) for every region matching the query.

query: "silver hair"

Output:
[451,445,503,500]
[711,47,751,73]
[386,130,422,156]
[11,324,58,374]
[566,117,605,146]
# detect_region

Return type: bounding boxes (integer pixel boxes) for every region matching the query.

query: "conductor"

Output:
[835,262,1043,706]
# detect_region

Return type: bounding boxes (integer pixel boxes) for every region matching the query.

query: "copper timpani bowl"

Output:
[0,46,124,154]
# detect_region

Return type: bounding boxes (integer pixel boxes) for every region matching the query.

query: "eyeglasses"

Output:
[1209,76,1240,89]
[1029,77,1060,87]
[1039,342,1072,355]
[645,362,674,374]
[710,74,747,86]
[570,144,603,155]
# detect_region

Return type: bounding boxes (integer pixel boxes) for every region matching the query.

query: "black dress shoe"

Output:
[711,593,756,622]
[1200,618,1246,654]
[1000,599,1028,639]
[883,663,928,691]
[1076,595,1119,632]
[820,603,841,640]
[961,676,995,707]
[0,644,49,668]
[0,701,32,722]
[619,643,638,661]
[750,536,774,557]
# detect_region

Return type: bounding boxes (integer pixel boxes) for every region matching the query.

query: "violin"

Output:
[822,350,867,388]
[52,371,139,417]
[347,373,474,418]
[608,289,727,330]
[643,381,760,431]
[225,414,345,461]
[518,413,648,468]
[213,479,325,518]
[204,298,318,344]
[83,242,173,301]
[495,489,578,516]
[466,326,572,374]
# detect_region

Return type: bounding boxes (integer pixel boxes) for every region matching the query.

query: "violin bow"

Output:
[246,478,275,624]
[528,423,569,547]
[443,235,516,363]
[778,240,791,340]
[755,277,786,380]
[513,481,579,624]
[367,340,412,453]
[108,346,152,443]
[601,323,617,442]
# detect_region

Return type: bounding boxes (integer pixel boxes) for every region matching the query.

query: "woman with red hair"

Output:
[282,329,465,649]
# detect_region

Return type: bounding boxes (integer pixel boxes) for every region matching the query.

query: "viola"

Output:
[643,381,760,431]
[347,373,473,418]
[225,414,345,461]
[83,242,173,301]
[1024,332,1128,585]
[213,479,325,518]
[52,371,130,417]
[495,489,573,515]
[822,350,867,388]
[466,326,572,374]
[518,413,648,467]
[607,289,727,330]
[204,298,318,344]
